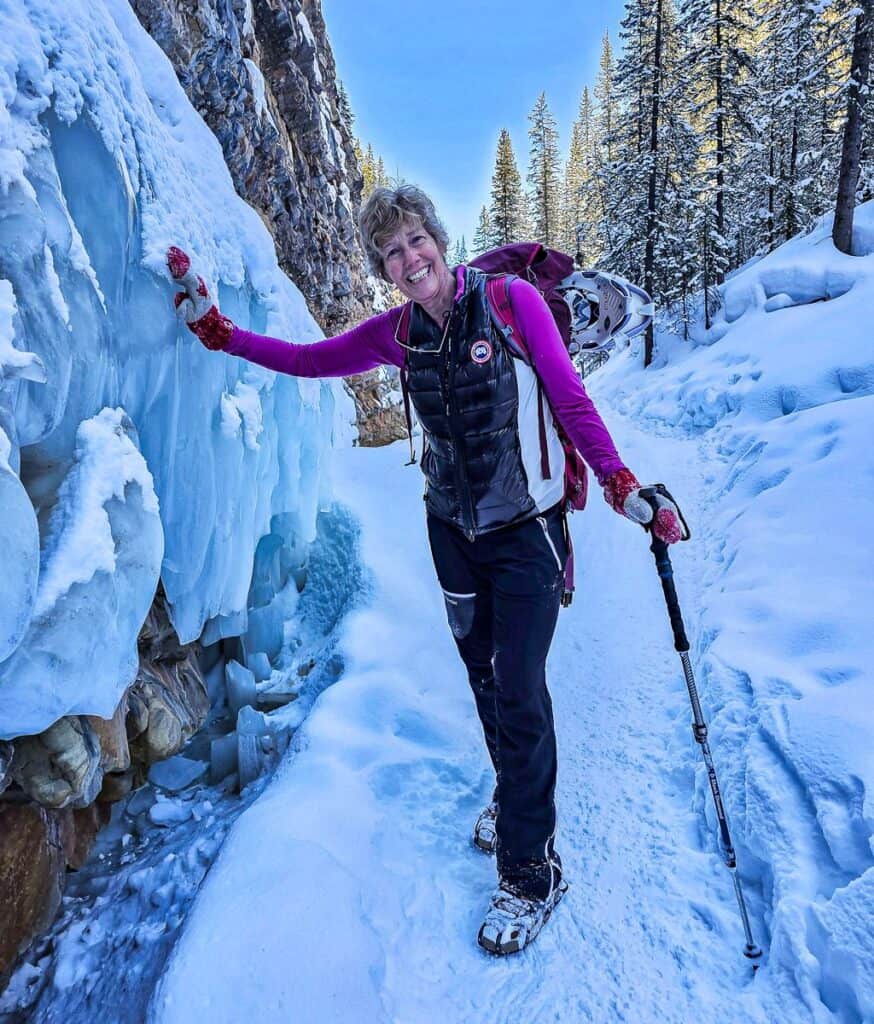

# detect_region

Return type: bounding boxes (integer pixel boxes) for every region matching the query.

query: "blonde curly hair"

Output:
[358,184,450,281]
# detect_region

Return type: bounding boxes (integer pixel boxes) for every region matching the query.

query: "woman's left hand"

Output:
[602,468,686,544]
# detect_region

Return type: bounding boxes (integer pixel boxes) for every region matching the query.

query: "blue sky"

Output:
[321,0,628,247]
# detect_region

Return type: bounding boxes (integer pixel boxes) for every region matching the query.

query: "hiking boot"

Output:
[477,876,569,956]
[472,799,498,854]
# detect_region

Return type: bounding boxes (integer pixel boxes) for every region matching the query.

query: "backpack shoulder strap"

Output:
[485,274,551,481]
[485,275,532,364]
[393,303,417,466]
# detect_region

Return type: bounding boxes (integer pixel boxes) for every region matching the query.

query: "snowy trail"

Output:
[149,423,819,1024]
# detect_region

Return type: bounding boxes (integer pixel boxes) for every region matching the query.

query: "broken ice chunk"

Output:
[148,754,207,793]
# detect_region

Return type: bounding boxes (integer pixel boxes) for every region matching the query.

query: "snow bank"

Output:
[592,202,874,1021]
[0,0,355,737]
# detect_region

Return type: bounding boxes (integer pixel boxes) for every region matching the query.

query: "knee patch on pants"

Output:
[442,590,476,640]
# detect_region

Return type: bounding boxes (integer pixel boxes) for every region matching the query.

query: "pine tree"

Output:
[833,0,873,253]
[593,33,619,259]
[489,129,528,244]
[449,236,469,265]
[472,205,494,256]
[375,156,388,187]
[337,81,354,132]
[526,93,563,246]
[563,87,602,261]
[361,143,377,196]
[677,0,758,284]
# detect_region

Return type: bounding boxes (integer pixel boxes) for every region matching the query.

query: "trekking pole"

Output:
[639,485,763,969]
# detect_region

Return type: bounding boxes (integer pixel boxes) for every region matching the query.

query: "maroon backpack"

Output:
[469,243,588,512]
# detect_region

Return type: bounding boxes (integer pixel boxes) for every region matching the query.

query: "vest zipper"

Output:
[537,516,563,573]
[444,311,477,542]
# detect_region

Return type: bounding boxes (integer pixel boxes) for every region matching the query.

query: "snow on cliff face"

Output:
[0,0,354,739]
[592,204,874,1020]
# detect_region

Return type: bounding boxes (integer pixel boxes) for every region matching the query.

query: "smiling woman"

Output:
[167,181,684,957]
[358,185,456,324]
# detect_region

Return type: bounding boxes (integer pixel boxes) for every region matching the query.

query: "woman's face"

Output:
[380,221,449,304]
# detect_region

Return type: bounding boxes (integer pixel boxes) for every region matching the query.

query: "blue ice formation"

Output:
[0,0,353,739]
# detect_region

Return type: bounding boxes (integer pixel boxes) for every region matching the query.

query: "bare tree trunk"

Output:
[785,114,799,239]
[767,134,775,251]
[702,216,712,330]
[785,31,802,240]
[833,1,873,254]
[644,0,664,366]
[767,49,777,251]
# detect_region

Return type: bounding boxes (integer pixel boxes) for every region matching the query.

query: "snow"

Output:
[591,203,874,1020]
[243,58,277,132]
[148,436,777,1024]
[0,0,354,737]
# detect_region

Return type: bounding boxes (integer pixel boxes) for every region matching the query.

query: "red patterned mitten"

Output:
[167,246,235,351]
[602,467,685,545]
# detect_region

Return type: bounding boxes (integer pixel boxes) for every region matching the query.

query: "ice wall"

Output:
[0,0,354,739]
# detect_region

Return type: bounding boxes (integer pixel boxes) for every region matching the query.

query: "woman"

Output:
[168,184,683,956]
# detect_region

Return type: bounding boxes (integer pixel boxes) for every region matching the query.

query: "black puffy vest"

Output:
[402,268,535,537]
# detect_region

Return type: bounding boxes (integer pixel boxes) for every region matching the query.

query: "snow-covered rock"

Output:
[129,0,373,332]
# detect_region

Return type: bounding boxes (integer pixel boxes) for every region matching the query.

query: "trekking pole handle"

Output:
[638,486,690,654]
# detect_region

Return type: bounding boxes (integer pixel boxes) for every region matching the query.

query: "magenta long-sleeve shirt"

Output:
[226,268,626,484]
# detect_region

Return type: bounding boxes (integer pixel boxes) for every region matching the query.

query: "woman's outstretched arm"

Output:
[167,246,404,377]
[225,310,405,378]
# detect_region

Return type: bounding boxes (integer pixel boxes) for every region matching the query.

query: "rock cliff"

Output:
[130,0,372,333]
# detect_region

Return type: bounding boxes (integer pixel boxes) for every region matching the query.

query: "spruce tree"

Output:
[472,206,494,256]
[376,156,388,187]
[601,0,657,282]
[594,34,619,259]
[450,236,469,264]
[677,0,757,284]
[337,82,354,133]
[362,143,377,196]
[489,129,528,244]
[526,93,563,246]
[563,89,602,259]
[642,0,666,364]
[833,0,873,253]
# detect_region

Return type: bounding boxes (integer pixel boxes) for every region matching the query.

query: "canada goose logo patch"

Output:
[471,339,493,364]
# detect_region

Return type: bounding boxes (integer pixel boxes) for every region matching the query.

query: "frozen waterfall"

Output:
[0,0,354,740]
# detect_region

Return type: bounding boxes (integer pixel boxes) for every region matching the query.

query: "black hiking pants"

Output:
[426,503,568,898]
